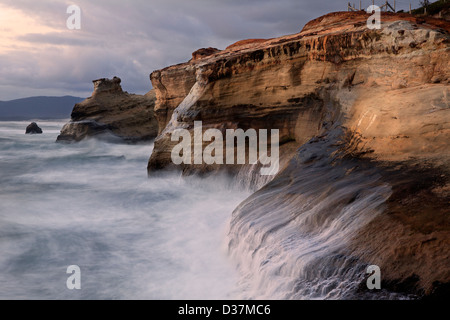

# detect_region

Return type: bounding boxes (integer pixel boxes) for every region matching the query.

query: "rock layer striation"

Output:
[146,11,450,298]
[148,11,449,176]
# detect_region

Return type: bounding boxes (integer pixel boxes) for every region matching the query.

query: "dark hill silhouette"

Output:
[0,96,84,120]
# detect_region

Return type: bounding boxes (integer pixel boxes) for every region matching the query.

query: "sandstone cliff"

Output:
[147,11,449,298]
[148,11,449,175]
[57,77,158,142]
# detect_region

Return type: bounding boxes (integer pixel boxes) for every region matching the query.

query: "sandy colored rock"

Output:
[191,47,221,61]
[148,11,449,176]
[57,77,158,142]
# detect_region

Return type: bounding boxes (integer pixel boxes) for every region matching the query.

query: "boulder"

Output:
[25,122,43,134]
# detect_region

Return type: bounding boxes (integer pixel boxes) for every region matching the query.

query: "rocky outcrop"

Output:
[25,122,42,134]
[146,11,450,298]
[57,77,158,142]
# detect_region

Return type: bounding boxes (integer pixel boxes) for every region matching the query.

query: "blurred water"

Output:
[228,126,413,300]
[0,120,248,299]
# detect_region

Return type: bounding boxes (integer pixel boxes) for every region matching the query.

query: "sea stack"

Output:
[25,122,43,134]
[57,76,158,142]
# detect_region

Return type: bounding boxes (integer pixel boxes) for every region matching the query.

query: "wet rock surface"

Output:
[25,122,42,134]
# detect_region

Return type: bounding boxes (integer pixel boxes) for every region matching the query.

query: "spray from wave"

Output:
[0,121,414,300]
[227,127,413,300]
[0,121,249,299]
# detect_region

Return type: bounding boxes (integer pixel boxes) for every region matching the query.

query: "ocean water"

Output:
[0,120,249,299]
[0,120,414,300]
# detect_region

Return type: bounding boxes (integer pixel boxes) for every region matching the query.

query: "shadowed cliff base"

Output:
[352,160,449,298]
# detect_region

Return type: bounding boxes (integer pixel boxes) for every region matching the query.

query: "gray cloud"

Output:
[0,0,423,100]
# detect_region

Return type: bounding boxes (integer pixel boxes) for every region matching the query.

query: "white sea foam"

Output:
[0,121,249,299]
[0,121,412,300]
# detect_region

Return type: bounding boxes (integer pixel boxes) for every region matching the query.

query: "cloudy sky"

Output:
[0,0,422,100]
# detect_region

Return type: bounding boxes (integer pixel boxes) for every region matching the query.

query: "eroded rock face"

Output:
[191,47,220,61]
[57,77,158,142]
[25,122,42,134]
[92,76,123,96]
[147,11,450,298]
[148,11,449,177]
